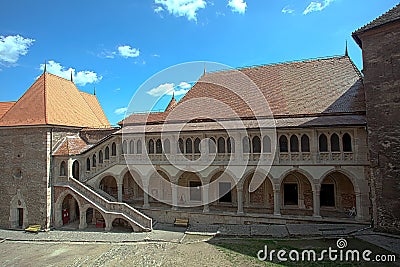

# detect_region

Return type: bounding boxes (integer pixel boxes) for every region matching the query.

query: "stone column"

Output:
[313,186,321,217]
[79,209,87,229]
[171,183,178,210]
[117,181,123,202]
[237,187,244,214]
[104,215,112,232]
[203,184,209,213]
[355,192,362,220]
[273,188,281,216]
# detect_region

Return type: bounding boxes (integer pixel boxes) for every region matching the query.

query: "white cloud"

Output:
[0,35,35,65]
[303,0,334,15]
[282,6,295,14]
[98,50,116,59]
[154,0,207,21]
[114,107,128,115]
[118,45,140,58]
[228,0,247,14]
[39,60,102,86]
[146,82,191,97]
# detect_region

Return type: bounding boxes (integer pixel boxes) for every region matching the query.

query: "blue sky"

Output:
[0,0,398,125]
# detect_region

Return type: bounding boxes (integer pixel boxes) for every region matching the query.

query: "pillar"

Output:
[203,185,209,213]
[313,186,321,217]
[355,192,362,220]
[171,183,178,210]
[79,209,87,229]
[143,179,150,208]
[237,187,244,214]
[117,181,123,202]
[273,189,281,216]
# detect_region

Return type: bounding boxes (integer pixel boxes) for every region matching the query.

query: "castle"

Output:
[0,4,399,234]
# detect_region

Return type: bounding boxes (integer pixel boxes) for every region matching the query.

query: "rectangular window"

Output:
[219,182,232,203]
[321,184,335,207]
[284,184,298,205]
[189,181,202,201]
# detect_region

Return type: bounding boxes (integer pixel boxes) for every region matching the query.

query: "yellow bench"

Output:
[174,218,189,227]
[25,225,41,233]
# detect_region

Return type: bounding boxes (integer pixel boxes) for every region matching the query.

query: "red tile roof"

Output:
[53,136,92,156]
[0,102,15,119]
[0,72,110,128]
[121,56,364,126]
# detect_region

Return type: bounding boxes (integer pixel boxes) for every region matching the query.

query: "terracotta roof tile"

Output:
[53,135,92,156]
[80,92,110,127]
[0,101,15,119]
[121,56,364,126]
[0,72,110,128]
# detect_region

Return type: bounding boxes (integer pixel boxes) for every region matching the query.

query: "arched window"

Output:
[136,140,142,154]
[279,135,288,153]
[156,139,162,154]
[99,150,103,164]
[164,139,170,154]
[242,136,250,153]
[227,137,235,153]
[290,135,299,152]
[105,146,110,159]
[186,138,193,154]
[178,138,184,154]
[111,142,116,156]
[263,135,271,153]
[122,140,127,154]
[252,136,261,153]
[86,158,90,171]
[148,139,155,154]
[331,133,340,152]
[301,134,310,152]
[129,140,134,154]
[319,134,328,152]
[92,154,97,167]
[209,137,216,153]
[72,160,79,179]
[342,133,352,152]
[218,137,225,154]
[60,161,66,176]
[194,138,201,154]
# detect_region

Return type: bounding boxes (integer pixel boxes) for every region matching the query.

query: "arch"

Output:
[86,158,90,171]
[72,160,80,179]
[99,175,118,199]
[290,135,299,152]
[280,171,314,213]
[252,136,261,153]
[156,139,162,154]
[129,140,134,154]
[9,190,28,229]
[279,135,288,153]
[60,193,80,226]
[227,137,235,153]
[178,138,184,154]
[331,133,340,152]
[185,138,193,154]
[242,136,250,153]
[263,135,271,153]
[111,142,117,156]
[209,137,216,153]
[217,137,225,154]
[105,146,110,159]
[209,171,237,206]
[278,168,316,192]
[111,217,134,232]
[242,171,274,212]
[343,133,352,152]
[84,207,106,230]
[60,161,66,176]
[319,134,328,152]
[54,190,82,228]
[92,154,97,167]
[194,137,201,154]
[148,139,154,154]
[149,170,172,204]
[163,139,170,154]
[122,170,144,203]
[178,172,202,203]
[99,150,103,164]
[301,134,310,152]
[136,139,142,154]
[122,140,128,154]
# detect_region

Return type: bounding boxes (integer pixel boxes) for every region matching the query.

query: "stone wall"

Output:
[359,21,400,234]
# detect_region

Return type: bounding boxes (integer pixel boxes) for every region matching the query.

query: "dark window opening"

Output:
[331,134,340,152]
[111,142,117,156]
[319,134,328,152]
[321,184,335,207]
[105,146,110,159]
[252,136,261,153]
[343,133,352,152]
[218,137,225,154]
[301,134,310,152]
[219,182,232,203]
[186,138,193,154]
[156,139,162,154]
[189,181,202,201]
[284,183,298,205]
[279,135,288,153]
[194,138,201,154]
[148,139,154,154]
[290,135,299,152]
[263,135,271,153]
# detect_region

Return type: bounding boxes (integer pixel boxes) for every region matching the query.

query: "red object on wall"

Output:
[96,219,105,228]
[62,209,69,225]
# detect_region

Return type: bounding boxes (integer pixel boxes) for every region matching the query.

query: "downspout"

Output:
[49,127,54,230]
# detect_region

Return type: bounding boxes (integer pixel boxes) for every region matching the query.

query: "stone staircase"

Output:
[60,177,152,232]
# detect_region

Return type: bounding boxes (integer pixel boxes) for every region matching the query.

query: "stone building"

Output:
[352,3,400,234]
[0,4,398,234]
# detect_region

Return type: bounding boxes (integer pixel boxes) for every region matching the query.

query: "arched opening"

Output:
[122,140,128,154]
[319,134,328,152]
[209,171,237,212]
[92,154,96,167]
[156,139,162,154]
[136,140,142,154]
[281,172,313,216]
[86,158,90,171]
[320,172,356,218]
[178,172,202,206]
[194,138,201,154]
[60,161,66,176]
[178,138,184,154]
[99,176,118,199]
[129,140,134,154]
[9,192,28,229]
[242,136,250,153]
[209,137,216,153]
[149,170,172,206]
[263,135,271,153]
[243,172,273,214]
[186,138,193,154]
[105,146,110,159]
[331,133,340,152]
[279,135,288,153]
[99,150,103,164]
[112,218,134,232]
[301,134,310,152]
[72,160,80,179]
[252,136,261,153]
[218,137,225,154]
[61,194,80,227]
[85,207,105,230]
[148,139,154,154]
[122,171,144,204]
[227,137,235,153]
[111,142,117,156]
[290,135,299,152]
[343,133,352,152]
[164,139,170,154]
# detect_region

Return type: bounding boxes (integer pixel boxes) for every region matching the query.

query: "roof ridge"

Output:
[43,72,48,124]
[353,3,400,34]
